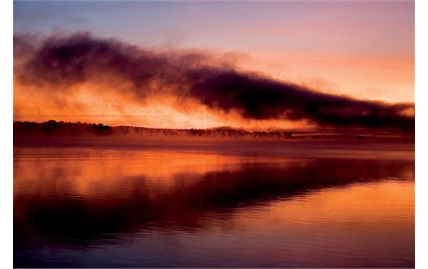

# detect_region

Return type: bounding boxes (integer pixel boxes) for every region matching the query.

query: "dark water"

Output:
[14,145,415,268]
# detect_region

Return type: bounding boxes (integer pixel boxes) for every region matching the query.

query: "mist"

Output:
[14,33,414,133]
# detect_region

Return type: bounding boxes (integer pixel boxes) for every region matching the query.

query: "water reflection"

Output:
[14,147,414,267]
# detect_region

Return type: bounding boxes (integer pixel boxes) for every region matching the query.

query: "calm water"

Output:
[14,145,415,268]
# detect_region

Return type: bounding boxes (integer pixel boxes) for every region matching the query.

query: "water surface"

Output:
[14,145,415,267]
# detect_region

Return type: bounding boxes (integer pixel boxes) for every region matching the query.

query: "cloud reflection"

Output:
[14,148,414,246]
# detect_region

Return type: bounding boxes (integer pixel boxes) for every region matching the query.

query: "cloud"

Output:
[14,32,414,133]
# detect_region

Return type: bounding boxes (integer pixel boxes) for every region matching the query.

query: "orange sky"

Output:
[13,80,312,129]
[13,1,414,129]
[239,53,414,103]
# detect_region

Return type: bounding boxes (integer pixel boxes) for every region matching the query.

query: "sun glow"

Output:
[13,80,311,130]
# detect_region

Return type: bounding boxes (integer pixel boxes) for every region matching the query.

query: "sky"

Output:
[13,0,415,130]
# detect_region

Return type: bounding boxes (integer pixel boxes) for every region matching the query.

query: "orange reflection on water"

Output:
[221,180,414,267]
[231,180,414,232]
[14,147,295,198]
[14,146,415,267]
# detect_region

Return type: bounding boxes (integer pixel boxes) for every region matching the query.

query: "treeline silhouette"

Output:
[14,120,296,139]
[13,120,415,143]
[14,120,115,136]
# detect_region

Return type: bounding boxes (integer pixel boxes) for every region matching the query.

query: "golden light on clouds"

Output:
[13,33,414,132]
[238,53,414,103]
[14,79,311,130]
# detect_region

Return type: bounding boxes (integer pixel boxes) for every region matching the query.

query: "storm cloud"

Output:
[14,33,414,132]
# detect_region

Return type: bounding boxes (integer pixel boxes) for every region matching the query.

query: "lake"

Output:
[13,143,415,267]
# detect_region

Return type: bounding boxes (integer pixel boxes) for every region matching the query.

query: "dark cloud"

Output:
[14,33,414,132]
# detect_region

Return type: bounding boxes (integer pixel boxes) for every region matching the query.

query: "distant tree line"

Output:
[13,120,413,142]
[14,120,114,136]
[13,120,295,139]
